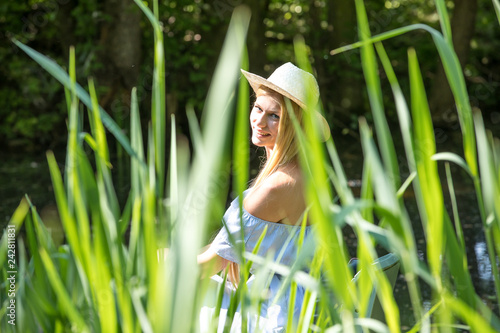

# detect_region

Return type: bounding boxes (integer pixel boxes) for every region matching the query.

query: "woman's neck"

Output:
[265,147,274,159]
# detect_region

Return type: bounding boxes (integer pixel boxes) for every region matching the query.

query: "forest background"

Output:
[1,0,499,153]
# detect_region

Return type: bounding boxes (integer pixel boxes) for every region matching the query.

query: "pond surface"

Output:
[1,151,59,229]
[1,133,498,330]
[338,132,499,330]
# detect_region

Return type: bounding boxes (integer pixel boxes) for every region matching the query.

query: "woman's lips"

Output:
[255,131,270,138]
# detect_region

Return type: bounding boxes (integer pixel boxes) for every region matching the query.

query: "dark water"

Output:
[1,136,498,330]
[1,151,58,229]
[338,133,499,330]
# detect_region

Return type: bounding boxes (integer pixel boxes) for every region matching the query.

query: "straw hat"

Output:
[241,62,330,141]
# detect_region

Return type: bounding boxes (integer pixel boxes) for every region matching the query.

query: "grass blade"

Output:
[11,39,141,163]
[88,78,120,217]
[167,7,251,332]
[473,111,500,309]
[133,0,166,197]
[494,0,500,25]
[444,163,466,250]
[444,294,498,333]
[233,50,250,198]
[331,23,478,177]
[432,152,473,177]
[0,200,29,271]
[434,0,453,45]
[354,0,400,189]
[408,47,444,287]
[130,87,146,199]
[38,248,89,332]
[46,151,84,270]
[293,39,354,318]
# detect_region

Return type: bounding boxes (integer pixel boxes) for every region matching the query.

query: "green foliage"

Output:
[1,0,99,150]
[2,0,499,150]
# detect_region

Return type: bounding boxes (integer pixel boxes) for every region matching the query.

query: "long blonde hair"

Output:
[251,87,304,188]
[227,87,304,286]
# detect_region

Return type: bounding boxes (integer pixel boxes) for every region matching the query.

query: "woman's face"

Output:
[250,94,281,150]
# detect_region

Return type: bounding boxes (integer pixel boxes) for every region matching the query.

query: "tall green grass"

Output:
[1,0,500,332]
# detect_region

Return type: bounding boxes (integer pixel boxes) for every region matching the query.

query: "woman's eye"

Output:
[270,113,280,120]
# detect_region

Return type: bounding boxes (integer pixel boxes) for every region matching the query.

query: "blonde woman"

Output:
[198,62,330,332]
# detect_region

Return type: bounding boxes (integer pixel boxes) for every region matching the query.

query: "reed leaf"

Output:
[233,50,250,198]
[444,163,466,250]
[358,120,402,332]
[360,153,374,223]
[444,294,498,333]
[373,42,414,168]
[65,46,78,217]
[38,248,89,332]
[354,0,400,189]
[291,39,355,322]
[165,6,250,331]
[434,0,453,45]
[331,23,477,177]
[0,200,28,273]
[88,78,120,218]
[433,0,478,177]
[14,238,28,333]
[369,39,431,329]
[46,152,87,278]
[473,111,500,308]
[233,54,250,329]
[11,40,141,163]
[165,114,178,247]
[25,198,56,253]
[87,79,111,167]
[130,88,145,193]
[133,0,166,197]
[432,152,473,177]
[408,47,444,287]
[494,0,500,25]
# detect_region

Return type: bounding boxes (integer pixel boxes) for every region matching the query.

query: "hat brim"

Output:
[241,69,307,109]
[241,69,331,141]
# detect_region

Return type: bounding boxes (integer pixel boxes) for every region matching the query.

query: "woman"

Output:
[198,62,330,332]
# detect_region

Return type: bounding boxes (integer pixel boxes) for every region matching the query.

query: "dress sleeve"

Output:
[209,200,253,264]
[209,193,315,269]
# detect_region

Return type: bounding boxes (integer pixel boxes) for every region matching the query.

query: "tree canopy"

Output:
[1,0,499,151]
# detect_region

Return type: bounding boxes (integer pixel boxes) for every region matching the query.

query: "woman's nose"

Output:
[253,112,266,128]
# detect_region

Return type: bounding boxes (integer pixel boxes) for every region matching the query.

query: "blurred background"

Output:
[1,0,499,152]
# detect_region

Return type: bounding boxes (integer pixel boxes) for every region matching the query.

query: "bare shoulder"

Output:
[244,166,305,224]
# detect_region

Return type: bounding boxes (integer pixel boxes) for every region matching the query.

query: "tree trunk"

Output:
[308,2,328,103]
[328,0,364,120]
[55,1,77,60]
[96,0,142,110]
[243,0,269,75]
[429,0,478,126]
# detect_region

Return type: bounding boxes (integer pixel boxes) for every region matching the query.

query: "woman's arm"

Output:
[157,246,229,278]
[197,246,229,278]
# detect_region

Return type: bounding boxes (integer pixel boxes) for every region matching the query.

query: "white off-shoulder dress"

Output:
[200,190,315,333]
